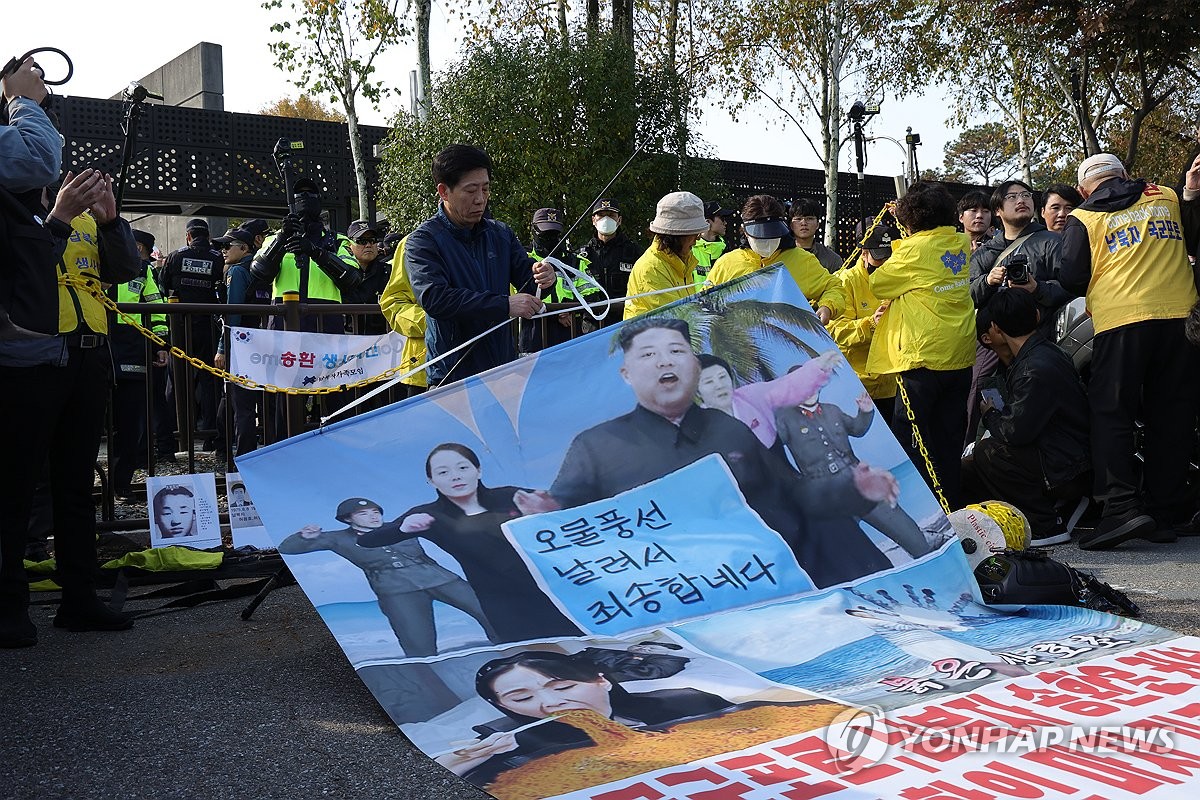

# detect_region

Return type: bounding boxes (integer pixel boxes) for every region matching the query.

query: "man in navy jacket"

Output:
[404,145,555,386]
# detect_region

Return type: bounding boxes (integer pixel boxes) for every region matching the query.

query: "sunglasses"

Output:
[354,237,380,245]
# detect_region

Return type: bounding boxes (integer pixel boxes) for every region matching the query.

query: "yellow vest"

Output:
[378,236,428,387]
[826,261,895,399]
[707,247,846,317]
[57,213,108,335]
[866,226,976,375]
[266,233,357,302]
[1071,183,1198,335]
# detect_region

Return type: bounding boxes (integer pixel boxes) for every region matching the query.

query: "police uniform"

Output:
[107,262,168,495]
[277,497,498,657]
[774,402,933,559]
[579,201,642,326]
[159,220,224,432]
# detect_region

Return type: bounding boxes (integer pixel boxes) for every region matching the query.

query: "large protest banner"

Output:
[236,267,1200,799]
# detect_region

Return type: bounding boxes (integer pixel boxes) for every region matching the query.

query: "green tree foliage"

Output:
[263,0,408,218]
[376,33,722,239]
[942,123,1020,185]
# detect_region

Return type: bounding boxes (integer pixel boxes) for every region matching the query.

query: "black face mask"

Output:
[533,231,563,257]
[292,192,322,223]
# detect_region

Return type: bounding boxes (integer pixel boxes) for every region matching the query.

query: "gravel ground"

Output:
[7,473,1198,798]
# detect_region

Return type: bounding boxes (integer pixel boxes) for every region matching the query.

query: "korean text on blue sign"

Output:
[502,455,813,636]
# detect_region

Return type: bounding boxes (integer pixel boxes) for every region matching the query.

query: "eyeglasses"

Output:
[1004,191,1034,201]
[354,238,380,245]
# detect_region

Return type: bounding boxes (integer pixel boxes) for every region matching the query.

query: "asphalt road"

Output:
[3,535,1197,800]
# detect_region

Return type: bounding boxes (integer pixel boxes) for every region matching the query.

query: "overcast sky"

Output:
[7,1,959,178]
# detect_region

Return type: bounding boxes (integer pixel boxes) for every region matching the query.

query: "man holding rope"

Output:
[404,144,556,386]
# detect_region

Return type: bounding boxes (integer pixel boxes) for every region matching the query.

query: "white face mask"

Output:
[595,217,619,236]
[748,236,780,258]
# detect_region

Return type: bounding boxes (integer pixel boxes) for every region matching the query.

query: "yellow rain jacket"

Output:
[866,226,975,375]
[826,260,896,400]
[623,240,698,320]
[707,246,846,317]
[378,236,428,388]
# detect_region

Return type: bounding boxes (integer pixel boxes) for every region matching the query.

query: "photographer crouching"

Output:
[962,290,1091,547]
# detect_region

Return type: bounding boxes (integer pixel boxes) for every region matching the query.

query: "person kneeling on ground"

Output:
[962,290,1091,546]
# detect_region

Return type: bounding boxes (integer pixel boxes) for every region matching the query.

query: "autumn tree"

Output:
[263,0,408,218]
[260,94,348,122]
[712,0,945,245]
[942,123,1020,185]
[995,0,1200,171]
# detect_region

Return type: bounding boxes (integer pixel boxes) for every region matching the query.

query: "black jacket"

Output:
[0,186,139,337]
[982,333,1090,487]
[969,221,1071,337]
[342,255,392,335]
[579,231,642,321]
[160,239,224,304]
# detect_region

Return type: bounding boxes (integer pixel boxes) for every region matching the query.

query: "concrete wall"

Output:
[115,43,228,254]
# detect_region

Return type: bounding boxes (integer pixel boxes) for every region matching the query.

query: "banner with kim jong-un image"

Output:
[234,266,1195,800]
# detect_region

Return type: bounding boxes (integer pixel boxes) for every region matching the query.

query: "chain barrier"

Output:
[895,373,952,516]
[60,274,417,396]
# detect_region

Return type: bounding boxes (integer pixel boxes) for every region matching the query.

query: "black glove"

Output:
[284,236,312,257]
[279,214,305,240]
[313,247,363,292]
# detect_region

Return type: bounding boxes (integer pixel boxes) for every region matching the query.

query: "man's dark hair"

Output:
[990,180,1034,214]
[697,353,733,379]
[895,182,957,232]
[956,190,990,217]
[976,304,994,345]
[615,317,692,353]
[987,289,1038,338]
[431,144,493,189]
[1040,183,1082,210]
[789,197,823,220]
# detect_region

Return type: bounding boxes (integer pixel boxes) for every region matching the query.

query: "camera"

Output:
[1006,253,1030,285]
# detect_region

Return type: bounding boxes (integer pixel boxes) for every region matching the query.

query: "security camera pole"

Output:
[848,100,880,226]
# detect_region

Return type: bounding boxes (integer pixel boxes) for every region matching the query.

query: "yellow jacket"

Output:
[378,236,427,388]
[707,246,846,317]
[623,240,698,320]
[826,260,896,399]
[866,226,975,375]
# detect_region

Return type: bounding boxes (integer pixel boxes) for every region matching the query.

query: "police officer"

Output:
[277,497,498,657]
[213,227,270,457]
[578,199,642,326]
[691,201,732,285]
[522,208,598,352]
[159,218,224,439]
[250,177,362,334]
[108,230,170,498]
[341,219,392,336]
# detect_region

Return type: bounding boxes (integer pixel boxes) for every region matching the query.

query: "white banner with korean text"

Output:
[227,326,408,390]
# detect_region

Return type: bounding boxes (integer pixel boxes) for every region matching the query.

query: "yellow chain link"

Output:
[895,374,951,515]
[835,202,911,272]
[61,275,414,396]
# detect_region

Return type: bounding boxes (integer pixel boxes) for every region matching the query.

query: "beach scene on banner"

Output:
[235,266,953,668]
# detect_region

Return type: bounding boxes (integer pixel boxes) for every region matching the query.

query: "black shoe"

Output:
[114,486,135,501]
[1078,512,1159,551]
[53,597,134,632]
[157,450,177,464]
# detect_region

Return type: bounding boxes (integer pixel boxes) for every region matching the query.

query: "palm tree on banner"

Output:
[680,270,829,384]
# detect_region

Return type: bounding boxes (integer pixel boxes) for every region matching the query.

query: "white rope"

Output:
[321,279,698,425]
